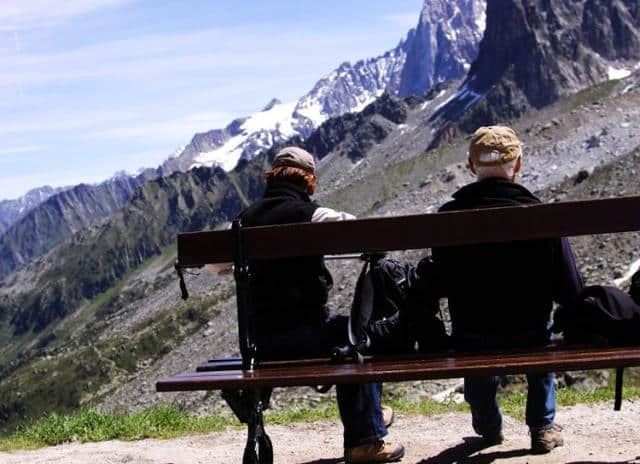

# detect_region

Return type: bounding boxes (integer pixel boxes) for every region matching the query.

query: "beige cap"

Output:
[469,126,522,166]
[273,146,316,174]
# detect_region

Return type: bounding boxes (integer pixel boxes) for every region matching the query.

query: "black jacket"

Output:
[238,182,332,330]
[431,177,583,347]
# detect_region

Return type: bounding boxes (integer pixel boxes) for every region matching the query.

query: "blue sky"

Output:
[0,0,422,200]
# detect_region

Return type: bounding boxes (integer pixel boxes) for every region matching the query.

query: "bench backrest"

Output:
[177,194,640,369]
[177,195,640,266]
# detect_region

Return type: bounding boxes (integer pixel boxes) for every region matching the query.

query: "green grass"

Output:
[0,406,237,452]
[4,384,638,452]
[385,395,468,416]
[558,78,620,112]
[498,385,640,422]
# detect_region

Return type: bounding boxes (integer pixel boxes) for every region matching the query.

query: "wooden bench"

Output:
[157,195,640,464]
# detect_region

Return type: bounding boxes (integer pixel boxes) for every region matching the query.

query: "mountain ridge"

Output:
[0,186,69,236]
[165,0,486,173]
[0,175,145,281]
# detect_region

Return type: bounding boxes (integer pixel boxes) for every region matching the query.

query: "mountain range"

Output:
[1,0,640,433]
[0,186,68,237]
[0,0,486,282]
[161,0,486,174]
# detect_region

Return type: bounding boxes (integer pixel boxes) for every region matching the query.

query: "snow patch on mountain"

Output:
[192,101,297,170]
[609,66,632,80]
[187,46,409,171]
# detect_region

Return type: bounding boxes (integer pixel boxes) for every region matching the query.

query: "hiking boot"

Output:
[345,440,405,463]
[530,423,564,454]
[481,430,504,446]
[382,405,395,428]
[472,425,504,445]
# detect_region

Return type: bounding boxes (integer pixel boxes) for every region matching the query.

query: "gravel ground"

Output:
[3,401,640,464]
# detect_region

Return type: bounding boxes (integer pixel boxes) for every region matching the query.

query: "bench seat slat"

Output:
[157,346,640,392]
[197,357,331,372]
[194,343,610,372]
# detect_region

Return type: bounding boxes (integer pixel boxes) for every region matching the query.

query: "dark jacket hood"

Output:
[263,182,313,204]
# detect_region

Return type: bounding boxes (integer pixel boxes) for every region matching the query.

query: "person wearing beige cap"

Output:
[413,126,583,454]
[236,146,404,463]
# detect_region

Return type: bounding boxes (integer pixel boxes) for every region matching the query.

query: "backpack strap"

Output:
[347,258,373,347]
[331,256,372,364]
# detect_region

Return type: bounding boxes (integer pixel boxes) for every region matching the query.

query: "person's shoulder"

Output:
[511,182,541,204]
[438,200,460,213]
[311,206,356,222]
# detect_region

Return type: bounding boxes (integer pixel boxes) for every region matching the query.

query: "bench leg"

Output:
[614,367,624,411]
[222,389,273,464]
[244,391,273,464]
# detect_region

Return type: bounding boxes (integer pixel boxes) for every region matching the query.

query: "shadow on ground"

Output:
[418,436,529,464]
[299,458,343,464]
[416,437,639,464]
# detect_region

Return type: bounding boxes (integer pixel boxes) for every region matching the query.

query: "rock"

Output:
[586,135,601,149]
[397,0,485,97]
[575,170,590,185]
[560,370,609,391]
[439,0,640,131]
[443,172,456,183]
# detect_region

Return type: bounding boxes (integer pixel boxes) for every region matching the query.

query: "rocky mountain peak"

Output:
[262,98,282,112]
[397,0,486,97]
[435,0,640,131]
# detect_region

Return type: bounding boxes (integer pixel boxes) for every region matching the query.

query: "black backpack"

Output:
[332,254,447,362]
[553,284,640,411]
[553,285,640,346]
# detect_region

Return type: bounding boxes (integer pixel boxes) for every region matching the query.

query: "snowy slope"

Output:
[193,101,298,171]
[183,45,409,172]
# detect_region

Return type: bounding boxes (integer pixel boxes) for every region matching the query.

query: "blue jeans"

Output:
[464,373,556,435]
[258,315,387,448]
[338,382,388,448]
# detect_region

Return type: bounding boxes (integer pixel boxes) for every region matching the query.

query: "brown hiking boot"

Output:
[472,423,504,446]
[381,405,395,428]
[530,423,564,454]
[480,430,504,446]
[345,440,405,463]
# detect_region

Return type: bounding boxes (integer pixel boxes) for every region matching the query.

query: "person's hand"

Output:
[206,263,233,276]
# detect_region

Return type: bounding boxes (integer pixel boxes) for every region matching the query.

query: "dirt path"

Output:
[3,401,640,464]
